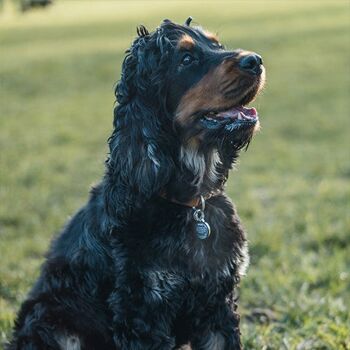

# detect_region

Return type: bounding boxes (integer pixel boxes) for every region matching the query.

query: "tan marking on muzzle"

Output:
[175,50,265,126]
[175,59,242,125]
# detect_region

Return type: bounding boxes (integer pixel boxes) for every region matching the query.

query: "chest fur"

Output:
[123,195,248,278]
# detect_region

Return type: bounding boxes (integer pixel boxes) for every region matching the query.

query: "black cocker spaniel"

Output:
[8,18,265,350]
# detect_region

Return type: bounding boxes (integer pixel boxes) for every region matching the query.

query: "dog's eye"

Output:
[213,42,224,50]
[181,54,194,66]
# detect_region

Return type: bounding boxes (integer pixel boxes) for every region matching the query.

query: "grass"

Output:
[0,1,349,348]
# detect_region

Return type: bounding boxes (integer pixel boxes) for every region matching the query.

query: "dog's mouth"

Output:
[200,105,258,130]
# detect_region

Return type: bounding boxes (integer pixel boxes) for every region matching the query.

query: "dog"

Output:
[8,18,265,350]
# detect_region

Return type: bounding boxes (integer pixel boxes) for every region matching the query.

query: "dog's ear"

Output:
[117,34,168,103]
[104,50,173,222]
[105,107,173,221]
[115,50,138,105]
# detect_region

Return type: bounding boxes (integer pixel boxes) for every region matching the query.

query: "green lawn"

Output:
[0,1,349,349]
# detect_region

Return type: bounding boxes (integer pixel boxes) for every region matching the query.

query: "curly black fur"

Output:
[7,19,265,350]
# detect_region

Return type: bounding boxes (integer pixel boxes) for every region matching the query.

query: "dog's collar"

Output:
[159,192,220,240]
[159,192,213,208]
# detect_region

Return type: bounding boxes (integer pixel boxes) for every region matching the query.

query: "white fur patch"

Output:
[180,144,221,185]
[180,144,206,184]
[210,332,226,349]
[56,332,81,350]
[207,150,221,184]
[238,241,250,276]
[197,332,225,349]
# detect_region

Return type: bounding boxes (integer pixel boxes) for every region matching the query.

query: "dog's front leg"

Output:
[190,331,241,350]
[189,302,242,350]
[6,298,83,350]
[109,272,176,350]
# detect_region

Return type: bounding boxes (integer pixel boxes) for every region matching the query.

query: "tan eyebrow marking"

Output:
[177,34,195,50]
[203,30,220,44]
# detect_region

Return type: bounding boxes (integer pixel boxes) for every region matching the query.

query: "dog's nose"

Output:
[239,53,263,75]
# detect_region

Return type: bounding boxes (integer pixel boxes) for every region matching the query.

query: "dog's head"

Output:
[107,18,265,211]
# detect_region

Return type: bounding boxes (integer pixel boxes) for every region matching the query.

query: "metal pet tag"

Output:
[193,196,211,240]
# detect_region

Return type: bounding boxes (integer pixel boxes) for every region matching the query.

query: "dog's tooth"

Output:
[237,113,242,120]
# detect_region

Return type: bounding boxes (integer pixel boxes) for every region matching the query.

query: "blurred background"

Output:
[0,0,349,349]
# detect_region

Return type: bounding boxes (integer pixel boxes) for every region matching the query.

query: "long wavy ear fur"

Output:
[136,25,149,37]
[104,40,173,223]
[185,16,193,26]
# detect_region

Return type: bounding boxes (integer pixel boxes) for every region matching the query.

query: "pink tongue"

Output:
[217,106,257,119]
[236,106,257,116]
